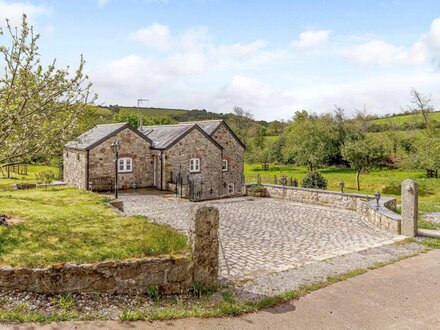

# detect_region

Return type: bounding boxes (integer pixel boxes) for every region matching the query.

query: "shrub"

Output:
[301,171,328,190]
[35,170,55,188]
[251,183,265,189]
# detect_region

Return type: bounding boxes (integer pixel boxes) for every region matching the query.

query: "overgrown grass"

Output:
[0,187,189,267]
[244,164,440,213]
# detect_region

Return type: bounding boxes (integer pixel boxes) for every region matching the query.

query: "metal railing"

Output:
[245,174,298,187]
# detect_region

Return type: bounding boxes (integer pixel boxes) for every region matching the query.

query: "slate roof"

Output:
[65,123,129,150]
[140,124,194,149]
[65,119,243,151]
[179,120,223,135]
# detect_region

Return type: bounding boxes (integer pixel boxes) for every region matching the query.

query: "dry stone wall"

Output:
[246,184,402,235]
[0,255,192,294]
[0,205,221,294]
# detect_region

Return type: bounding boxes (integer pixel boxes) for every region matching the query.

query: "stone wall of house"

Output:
[211,123,245,196]
[63,149,88,189]
[0,255,193,294]
[245,184,401,235]
[89,128,153,190]
[163,128,223,198]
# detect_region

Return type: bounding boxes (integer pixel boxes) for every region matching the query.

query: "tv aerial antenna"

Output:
[137,98,149,107]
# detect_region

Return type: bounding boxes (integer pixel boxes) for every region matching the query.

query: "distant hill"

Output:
[95,105,254,123]
[367,111,440,131]
[118,106,189,117]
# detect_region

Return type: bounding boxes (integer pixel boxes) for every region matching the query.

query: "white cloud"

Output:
[96,0,110,8]
[0,1,51,28]
[291,30,330,50]
[342,40,428,66]
[285,71,440,117]
[93,24,277,103]
[212,40,267,61]
[424,18,440,66]
[130,23,171,50]
[215,75,294,116]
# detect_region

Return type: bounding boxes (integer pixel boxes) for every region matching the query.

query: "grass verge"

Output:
[0,241,432,323]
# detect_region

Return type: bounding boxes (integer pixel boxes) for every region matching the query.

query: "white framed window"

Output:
[118,158,132,173]
[222,159,228,172]
[190,158,201,173]
[228,183,234,194]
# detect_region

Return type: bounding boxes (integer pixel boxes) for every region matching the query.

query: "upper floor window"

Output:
[118,158,132,173]
[190,158,201,173]
[222,159,228,172]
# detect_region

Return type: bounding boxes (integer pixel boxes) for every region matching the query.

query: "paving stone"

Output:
[119,192,400,282]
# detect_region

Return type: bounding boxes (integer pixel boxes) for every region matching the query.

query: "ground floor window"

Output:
[228,183,234,194]
[118,158,132,173]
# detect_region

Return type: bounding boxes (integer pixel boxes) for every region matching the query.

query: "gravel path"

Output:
[236,242,426,298]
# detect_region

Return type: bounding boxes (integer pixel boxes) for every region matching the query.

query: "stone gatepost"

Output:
[401,179,418,237]
[189,205,219,290]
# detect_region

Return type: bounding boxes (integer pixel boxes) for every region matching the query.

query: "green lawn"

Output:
[0,165,59,190]
[244,164,440,213]
[0,187,189,267]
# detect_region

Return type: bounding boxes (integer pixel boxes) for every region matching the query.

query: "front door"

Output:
[153,156,157,187]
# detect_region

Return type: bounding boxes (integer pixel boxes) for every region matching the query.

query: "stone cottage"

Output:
[63,120,245,200]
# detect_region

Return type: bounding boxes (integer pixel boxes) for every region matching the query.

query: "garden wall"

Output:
[0,255,193,294]
[0,205,219,294]
[244,184,402,235]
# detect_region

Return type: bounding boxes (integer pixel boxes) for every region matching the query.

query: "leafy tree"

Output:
[404,129,440,178]
[112,109,141,127]
[0,15,96,166]
[227,106,254,146]
[341,136,388,191]
[253,127,266,149]
[267,120,287,135]
[109,104,121,114]
[282,111,339,171]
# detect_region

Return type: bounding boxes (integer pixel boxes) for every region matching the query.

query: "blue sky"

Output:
[1,0,440,120]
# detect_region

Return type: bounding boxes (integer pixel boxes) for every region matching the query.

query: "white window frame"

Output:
[190,158,201,173]
[118,157,132,173]
[222,159,228,172]
[228,183,235,194]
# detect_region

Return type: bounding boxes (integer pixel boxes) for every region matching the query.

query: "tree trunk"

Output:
[356,169,361,191]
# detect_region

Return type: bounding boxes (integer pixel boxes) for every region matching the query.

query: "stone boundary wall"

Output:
[0,255,193,294]
[244,184,401,235]
[0,204,220,294]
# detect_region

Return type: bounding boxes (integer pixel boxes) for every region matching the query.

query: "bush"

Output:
[35,170,55,187]
[302,171,328,190]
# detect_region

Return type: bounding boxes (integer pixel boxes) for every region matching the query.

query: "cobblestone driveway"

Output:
[120,190,400,281]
